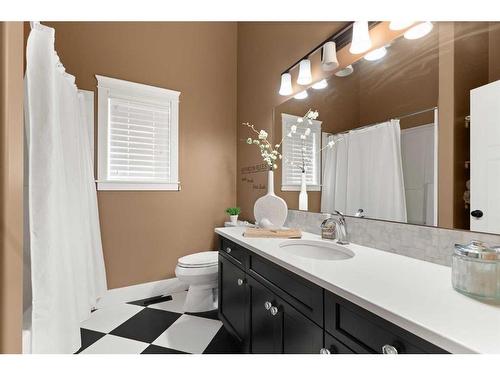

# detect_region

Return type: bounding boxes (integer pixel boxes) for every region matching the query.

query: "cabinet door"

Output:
[282,299,323,354]
[249,277,282,354]
[219,255,248,345]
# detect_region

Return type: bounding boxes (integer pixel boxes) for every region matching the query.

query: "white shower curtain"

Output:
[321,134,349,213]
[321,120,407,222]
[24,23,107,354]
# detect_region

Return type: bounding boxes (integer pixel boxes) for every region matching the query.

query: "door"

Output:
[249,276,324,354]
[219,255,248,346]
[249,277,282,354]
[470,80,500,234]
[282,298,324,354]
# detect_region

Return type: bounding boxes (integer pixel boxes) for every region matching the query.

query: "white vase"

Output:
[253,169,288,229]
[299,171,308,211]
[229,215,238,224]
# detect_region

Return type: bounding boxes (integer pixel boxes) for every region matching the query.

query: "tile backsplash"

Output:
[285,210,500,267]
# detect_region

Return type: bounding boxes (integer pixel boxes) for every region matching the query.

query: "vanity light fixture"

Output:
[389,21,415,30]
[294,90,308,100]
[297,59,313,85]
[334,64,354,77]
[364,46,387,61]
[312,79,328,89]
[404,21,433,40]
[321,41,339,71]
[279,73,293,96]
[349,21,372,54]
[277,22,378,95]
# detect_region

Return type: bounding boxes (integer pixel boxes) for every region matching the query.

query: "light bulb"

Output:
[297,59,312,85]
[278,73,293,96]
[312,79,328,89]
[294,90,308,100]
[364,46,387,61]
[334,65,354,77]
[404,22,433,40]
[321,41,339,71]
[389,21,415,30]
[349,21,372,54]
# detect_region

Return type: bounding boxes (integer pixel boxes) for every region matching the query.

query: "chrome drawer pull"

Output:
[264,301,272,310]
[237,278,245,286]
[270,306,279,316]
[225,247,232,253]
[382,344,398,354]
[319,348,331,354]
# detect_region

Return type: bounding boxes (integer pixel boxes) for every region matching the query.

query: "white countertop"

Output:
[215,227,500,354]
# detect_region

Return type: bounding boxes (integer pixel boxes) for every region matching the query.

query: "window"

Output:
[281,113,321,191]
[96,75,180,191]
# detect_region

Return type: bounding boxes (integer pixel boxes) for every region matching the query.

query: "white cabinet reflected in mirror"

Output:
[275,21,500,235]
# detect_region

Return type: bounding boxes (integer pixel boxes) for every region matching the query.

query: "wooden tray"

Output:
[243,228,302,238]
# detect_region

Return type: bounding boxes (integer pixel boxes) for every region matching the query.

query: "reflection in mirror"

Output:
[275,22,500,235]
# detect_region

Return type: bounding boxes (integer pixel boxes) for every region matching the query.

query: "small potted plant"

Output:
[226,207,241,225]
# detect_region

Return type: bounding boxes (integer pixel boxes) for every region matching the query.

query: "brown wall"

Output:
[0,22,24,354]
[42,22,238,288]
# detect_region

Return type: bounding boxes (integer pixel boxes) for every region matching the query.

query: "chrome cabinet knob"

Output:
[264,301,272,310]
[225,247,232,253]
[382,344,398,354]
[270,306,279,316]
[319,348,331,354]
[237,278,245,286]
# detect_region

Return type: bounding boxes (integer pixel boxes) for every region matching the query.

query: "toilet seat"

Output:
[177,251,218,268]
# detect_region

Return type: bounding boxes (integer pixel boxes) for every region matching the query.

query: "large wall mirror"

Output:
[274,22,500,235]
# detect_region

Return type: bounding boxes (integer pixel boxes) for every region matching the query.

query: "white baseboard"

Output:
[96,277,188,309]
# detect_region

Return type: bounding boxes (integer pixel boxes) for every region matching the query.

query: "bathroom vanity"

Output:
[215,227,500,354]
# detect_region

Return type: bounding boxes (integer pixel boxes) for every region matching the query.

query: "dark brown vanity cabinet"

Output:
[218,236,447,355]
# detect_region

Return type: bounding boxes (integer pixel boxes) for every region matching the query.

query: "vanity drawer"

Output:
[249,254,323,326]
[220,238,249,267]
[325,292,447,354]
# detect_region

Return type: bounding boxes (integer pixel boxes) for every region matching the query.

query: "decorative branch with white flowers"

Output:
[243,109,342,173]
[243,123,283,170]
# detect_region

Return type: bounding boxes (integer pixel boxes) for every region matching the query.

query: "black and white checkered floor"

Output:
[75,291,241,354]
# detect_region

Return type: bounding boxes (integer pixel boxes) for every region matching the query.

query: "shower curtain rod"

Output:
[334,106,438,136]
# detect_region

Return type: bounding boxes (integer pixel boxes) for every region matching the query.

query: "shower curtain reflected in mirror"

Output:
[24,23,107,354]
[321,120,407,223]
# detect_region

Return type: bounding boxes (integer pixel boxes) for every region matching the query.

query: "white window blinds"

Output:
[281,113,322,191]
[96,75,180,191]
[108,98,171,181]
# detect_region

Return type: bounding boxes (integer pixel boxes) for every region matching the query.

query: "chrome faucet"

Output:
[320,210,349,244]
[333,210,349,245]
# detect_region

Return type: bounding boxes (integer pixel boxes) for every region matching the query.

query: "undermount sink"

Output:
[279,240,355,261]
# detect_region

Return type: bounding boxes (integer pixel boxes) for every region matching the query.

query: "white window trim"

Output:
[281,113,322,192]
[96,75,180,191]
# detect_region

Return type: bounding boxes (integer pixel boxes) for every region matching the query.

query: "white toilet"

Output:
[175,251,218,313]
